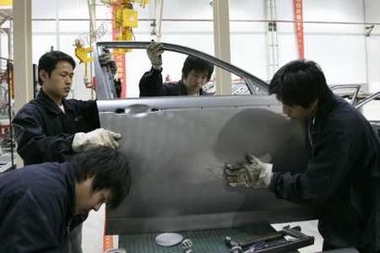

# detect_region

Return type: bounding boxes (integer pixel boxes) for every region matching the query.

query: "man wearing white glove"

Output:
[98,48,121,97]
[139,41,214,96]
[224,153,272,188]
[12,51,122,253]
[72,128,121,152]
[146,41,164,70]
[226,60,380,252]
[99,48,117,76]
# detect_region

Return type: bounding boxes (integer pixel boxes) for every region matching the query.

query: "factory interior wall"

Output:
[29,0,380,100]
[12,0,379,252]
[365,0,380,92]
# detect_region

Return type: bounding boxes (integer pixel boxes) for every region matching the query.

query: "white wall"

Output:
[302,0,367,87]
[26,1,380,252]
[30,0,380,99]
[364,0,380,92]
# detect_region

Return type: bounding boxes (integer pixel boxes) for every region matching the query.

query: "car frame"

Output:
[94,41,315,236]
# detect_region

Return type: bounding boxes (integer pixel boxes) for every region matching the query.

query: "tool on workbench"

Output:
[225,225,314,253]
[155,232,184,247]
[181,238,193,253]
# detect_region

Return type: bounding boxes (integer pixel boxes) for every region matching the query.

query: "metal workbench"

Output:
[118,223,313,253]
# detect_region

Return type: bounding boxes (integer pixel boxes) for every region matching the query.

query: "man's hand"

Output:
[224,153,273,188]
[147,41,164,69]
[72,128,122,153]
[99,49,117,76]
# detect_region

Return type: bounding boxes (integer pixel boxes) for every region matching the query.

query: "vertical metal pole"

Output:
[56,0,60,50]
[13,0,33,111]
[266,0,278,79]
[362,0,370,93]
[6,60,14,169]
[88,0,96,98]
[212,0,232,95]
[13,0,33,167]
[8,25,12,60]
[293,0,304,59]
[155,0,164,40]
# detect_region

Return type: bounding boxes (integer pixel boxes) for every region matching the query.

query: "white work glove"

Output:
[224,153,273,188]
[72,128,121,153]
[147,41,164,69]
[99,49,117,75]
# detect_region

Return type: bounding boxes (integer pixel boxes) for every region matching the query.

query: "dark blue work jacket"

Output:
[269,92,380,252]
[139,67,208,96]
[12,89,100,165]
[0,162,77,252]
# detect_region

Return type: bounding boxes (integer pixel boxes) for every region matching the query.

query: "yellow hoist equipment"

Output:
[104,0,148,54]
[73,0,149,89]
[74,39,94,88]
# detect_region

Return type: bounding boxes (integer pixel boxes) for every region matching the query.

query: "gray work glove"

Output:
[147,41,164,69]
[224,153,273,188]
[72,128,121,153]
[99,50,117,76]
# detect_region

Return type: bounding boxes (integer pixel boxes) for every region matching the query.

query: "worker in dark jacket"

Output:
[0,146,131,253]
[139,41,214,96]
[12,50,121,253]
[224,60,380,252]
[12,50,120,165]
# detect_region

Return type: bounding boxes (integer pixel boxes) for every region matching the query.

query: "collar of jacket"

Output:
[176,80,188,95]
[36,89,75,115]
[313,90,340,127]
[61,162,88,231]
[62,162,77,217]
[177,80,207,96]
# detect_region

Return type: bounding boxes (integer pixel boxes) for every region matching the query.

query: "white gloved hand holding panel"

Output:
[72,128,121,153]
[147,41,164,69]
[99,49,117,75]
[224,153,273,188]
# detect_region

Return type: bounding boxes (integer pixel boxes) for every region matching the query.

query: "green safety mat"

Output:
[118,223,279,253]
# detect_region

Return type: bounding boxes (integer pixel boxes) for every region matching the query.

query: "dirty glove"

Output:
[224,153,273,188]
[147,41,164,69]
[72,128,121,153]
[99,49,117,75]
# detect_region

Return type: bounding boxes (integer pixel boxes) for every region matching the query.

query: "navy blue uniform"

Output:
[12,89,100,165]
[139,67,208,96]
[269,93,380,252]
[0,162,77,252]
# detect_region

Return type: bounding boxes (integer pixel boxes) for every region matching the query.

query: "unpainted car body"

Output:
[94,41,378,235]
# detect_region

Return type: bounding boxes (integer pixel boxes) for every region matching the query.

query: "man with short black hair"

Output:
[12,50,121,253]
[139,41,214,96]
[224,60,380,252]
[0,146,131,252]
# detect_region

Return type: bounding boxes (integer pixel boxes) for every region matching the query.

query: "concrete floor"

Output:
[82,206,323,253]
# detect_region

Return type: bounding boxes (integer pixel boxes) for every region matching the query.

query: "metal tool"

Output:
[225,236,243,253]
[106,248,127,253]
[230,245,243,253]
[225,225,314,253]
[181,238,193,253]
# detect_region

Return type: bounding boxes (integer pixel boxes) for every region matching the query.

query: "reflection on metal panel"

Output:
[100,99,314,235]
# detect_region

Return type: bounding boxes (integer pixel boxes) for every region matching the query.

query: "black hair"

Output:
[38,50,76,85]
[72,146,131,209]
[269,60,330,108]
[181,56,214,81]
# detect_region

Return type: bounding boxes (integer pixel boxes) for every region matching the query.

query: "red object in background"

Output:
[112,5,127,98]
[293,0,304,59]
[0,122,10,138]
[114,55,126,98]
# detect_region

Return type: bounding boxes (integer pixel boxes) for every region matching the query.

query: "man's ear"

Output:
[310,99,319,110]
[39,70,48,84]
